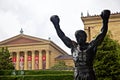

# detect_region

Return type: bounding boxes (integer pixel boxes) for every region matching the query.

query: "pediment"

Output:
[3,37,41,45]
[0,34,49,45]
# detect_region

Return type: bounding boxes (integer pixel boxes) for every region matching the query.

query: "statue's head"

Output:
[75,30,87,45]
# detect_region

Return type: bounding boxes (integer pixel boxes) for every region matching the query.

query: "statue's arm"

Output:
[50,15,74,48]
[89,10,110,47]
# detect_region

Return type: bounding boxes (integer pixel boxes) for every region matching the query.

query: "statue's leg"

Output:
[74,69,78,80]
[75,70,96,80]
[87,70,96,80]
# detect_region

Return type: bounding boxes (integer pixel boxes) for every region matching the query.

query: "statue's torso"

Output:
[71,45,96,80]
[72,47,87,67]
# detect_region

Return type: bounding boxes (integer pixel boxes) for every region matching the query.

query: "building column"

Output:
[16,52,20,70]
[39,50,42,69]
[32,50,35,70]
[24,51,27,70]
[9,52,12,59]
[46,50,50,69]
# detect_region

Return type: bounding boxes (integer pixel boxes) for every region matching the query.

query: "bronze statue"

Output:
[50,10,110,80]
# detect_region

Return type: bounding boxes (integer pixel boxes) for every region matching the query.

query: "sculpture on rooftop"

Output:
[50,10,110,80]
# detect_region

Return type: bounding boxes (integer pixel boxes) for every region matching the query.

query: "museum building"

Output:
[0,30,73,70]
[81,12,120,43]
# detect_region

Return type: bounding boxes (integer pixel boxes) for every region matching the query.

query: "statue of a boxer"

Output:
[50,10,110,80]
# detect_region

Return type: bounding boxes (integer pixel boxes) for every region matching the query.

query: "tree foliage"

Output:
[94,34,120,80]
[0,47,14,70]
[50,61,73,70]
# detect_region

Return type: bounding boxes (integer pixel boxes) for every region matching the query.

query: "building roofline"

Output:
[0,33,69,55]
[81,12,120,18]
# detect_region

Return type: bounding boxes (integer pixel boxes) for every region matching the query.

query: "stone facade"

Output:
[81,12,120,43]
[0,33,73,70]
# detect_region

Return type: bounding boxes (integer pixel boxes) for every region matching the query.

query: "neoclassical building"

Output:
[0,30,73,70]
[81,12,120,43]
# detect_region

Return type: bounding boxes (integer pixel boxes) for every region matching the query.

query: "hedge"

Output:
[0,70,73,75]
[0,70,74,80]
[0,74,73,80]
[24,70,73,75]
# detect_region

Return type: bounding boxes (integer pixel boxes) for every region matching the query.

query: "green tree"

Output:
[94,34,120,80]
[51,61,73,70]
[0,47,14,70]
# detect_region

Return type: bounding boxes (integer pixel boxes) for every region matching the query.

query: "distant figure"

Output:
[50,10,110,80]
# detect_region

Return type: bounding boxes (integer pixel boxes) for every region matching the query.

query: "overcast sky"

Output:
[0,0,120,54]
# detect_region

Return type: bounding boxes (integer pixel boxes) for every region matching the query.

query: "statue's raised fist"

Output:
[50,15,60,25]
[101,10,110,20]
